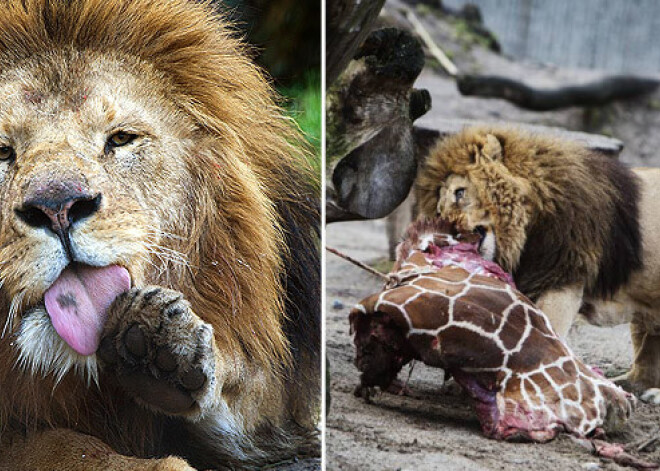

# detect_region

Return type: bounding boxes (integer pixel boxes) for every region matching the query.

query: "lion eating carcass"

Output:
[417,126,660,404]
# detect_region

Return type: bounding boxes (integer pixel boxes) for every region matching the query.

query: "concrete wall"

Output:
[443,0,660,74]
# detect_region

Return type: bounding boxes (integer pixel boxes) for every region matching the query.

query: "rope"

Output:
[325,246,391,282]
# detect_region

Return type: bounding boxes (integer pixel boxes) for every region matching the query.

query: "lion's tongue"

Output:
[44,265,130,356]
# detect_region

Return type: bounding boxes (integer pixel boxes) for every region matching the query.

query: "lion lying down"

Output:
[350,219,633,442]
[0,1,319,470]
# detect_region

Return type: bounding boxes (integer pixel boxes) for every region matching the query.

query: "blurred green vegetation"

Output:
[279,70,322,172]
[221,1,321,174]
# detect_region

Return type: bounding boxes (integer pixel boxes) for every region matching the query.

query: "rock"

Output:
[332,300,345,310]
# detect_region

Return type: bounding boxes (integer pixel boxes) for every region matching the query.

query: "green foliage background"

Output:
[279,70,322,173]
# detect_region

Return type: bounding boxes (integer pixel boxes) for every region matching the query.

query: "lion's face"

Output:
[435,174,497,261]
[0,51,199,377]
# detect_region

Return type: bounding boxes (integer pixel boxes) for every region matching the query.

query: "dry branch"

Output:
[401,6,458,77]
[325,246,391,282]
[458,74,660,111]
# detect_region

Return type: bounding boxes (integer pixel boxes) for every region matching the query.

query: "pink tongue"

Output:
[44,265,131,356]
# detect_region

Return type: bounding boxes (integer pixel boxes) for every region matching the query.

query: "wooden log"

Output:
[457,74,660,111]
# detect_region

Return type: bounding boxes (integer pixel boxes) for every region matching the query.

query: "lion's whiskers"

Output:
[140,237,242,314]
[136,253,173,286]
[142,228,190,253]
[143,227,186,241]
[3,289,25,338]
[149,245,190,265]
[136,253,167,275]
[142,235,195,269]
[139,237,241,314]
[143,243,194,269]
[136,245,193,289]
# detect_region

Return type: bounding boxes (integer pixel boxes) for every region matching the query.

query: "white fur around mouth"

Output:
[479,229,496,262]
[15,307,98,386]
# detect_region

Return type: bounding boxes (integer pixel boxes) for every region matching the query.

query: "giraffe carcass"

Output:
[349,218,633,442]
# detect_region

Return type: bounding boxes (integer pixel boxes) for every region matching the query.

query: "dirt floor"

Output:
[325,220,660,470]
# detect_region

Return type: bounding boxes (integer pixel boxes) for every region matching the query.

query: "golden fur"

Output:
[416,126,660,404]
[0,0,319,469]
[417,127,641,301]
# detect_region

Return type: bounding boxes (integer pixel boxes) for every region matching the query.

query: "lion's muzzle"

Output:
[15,177,101,257]
[11,173,132,356]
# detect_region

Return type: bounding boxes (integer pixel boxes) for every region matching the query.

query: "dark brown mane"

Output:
[417,127,642,300]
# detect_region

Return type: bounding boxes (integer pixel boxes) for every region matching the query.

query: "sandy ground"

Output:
[325,220,660,470]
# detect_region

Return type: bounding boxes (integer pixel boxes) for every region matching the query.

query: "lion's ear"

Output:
[481,134,503,162]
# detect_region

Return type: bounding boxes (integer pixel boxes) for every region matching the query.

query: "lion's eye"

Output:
[107,131,137,149]
[0,146,15,162]
[454,188,466,202]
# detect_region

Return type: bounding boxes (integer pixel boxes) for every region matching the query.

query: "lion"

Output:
[0,0,320,470]
[417,126,660,404]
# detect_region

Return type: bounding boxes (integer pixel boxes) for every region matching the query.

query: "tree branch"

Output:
[457,74,660,111]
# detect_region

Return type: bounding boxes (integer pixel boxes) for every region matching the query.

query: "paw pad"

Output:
[98,286,215,415]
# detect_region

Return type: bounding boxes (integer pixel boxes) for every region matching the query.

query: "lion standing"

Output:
[417,126,660,404]
[0,0,319,469]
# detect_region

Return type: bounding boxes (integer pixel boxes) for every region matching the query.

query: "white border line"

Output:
[320,0,327,468]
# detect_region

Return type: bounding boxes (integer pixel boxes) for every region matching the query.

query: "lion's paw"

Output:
[98,286,216,416]
[640,388,660,405]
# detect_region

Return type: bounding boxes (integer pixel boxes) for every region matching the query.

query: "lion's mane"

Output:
[417,126,641,301]
[0,0,319,466]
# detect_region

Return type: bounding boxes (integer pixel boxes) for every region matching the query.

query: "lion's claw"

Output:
[99,286,216,416]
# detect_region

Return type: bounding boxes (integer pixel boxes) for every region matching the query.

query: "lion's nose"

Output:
[15,186,102,235]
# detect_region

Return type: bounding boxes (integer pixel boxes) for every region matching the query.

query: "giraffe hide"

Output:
[350,218,634,442]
